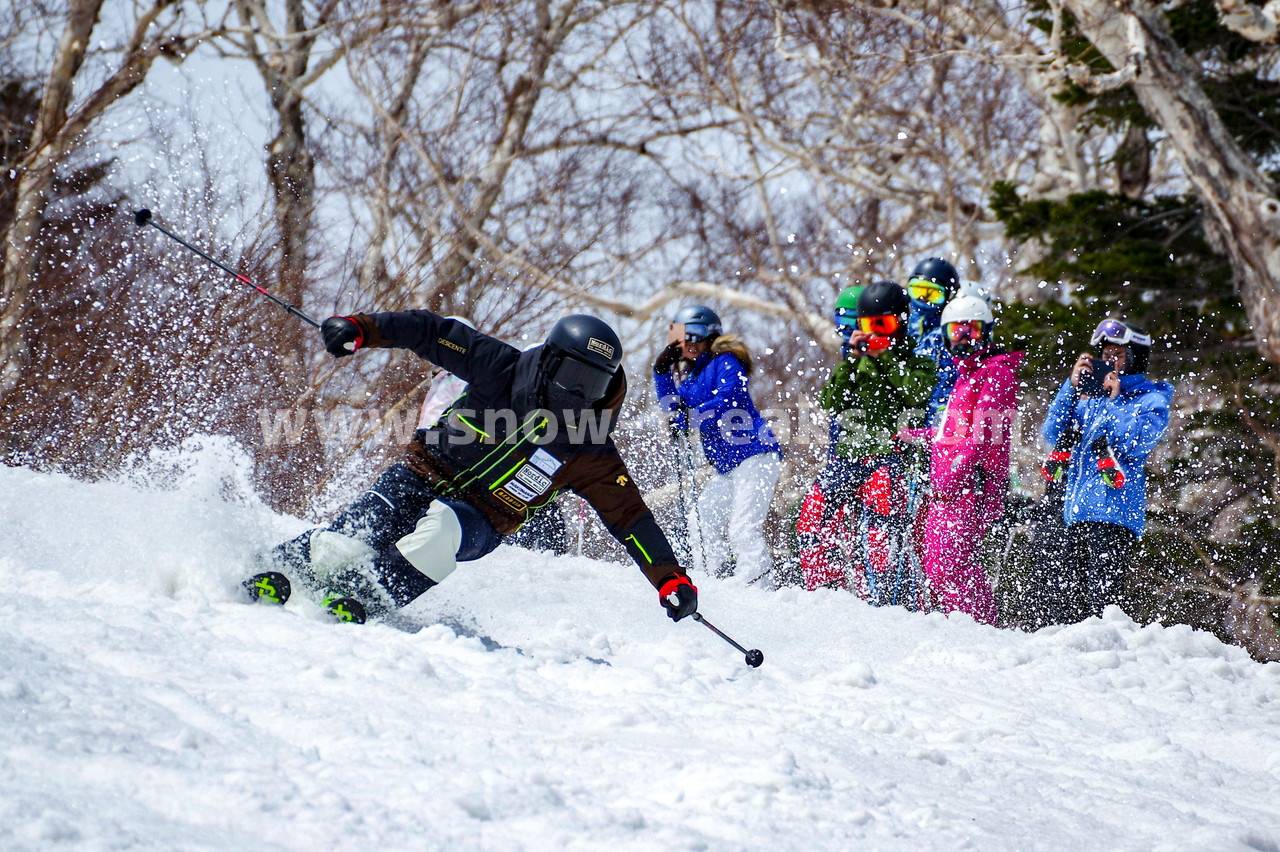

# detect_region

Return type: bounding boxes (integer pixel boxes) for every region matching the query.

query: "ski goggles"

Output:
[834,308,858,332]
[549,355,615,402]
[856,314,902,336]
[907,277,947,306]
[682,323,717,342]
[1090,318,1150,348]
[944,319,985,343]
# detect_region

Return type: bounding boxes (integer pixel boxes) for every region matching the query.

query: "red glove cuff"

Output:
[658,575,696,601]
[1098,457,1125,488]
[1040,450,1071,481]
[341,315,364,352]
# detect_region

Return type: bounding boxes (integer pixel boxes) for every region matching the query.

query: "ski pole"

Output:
[676,429,709,574]
[671,429,696,568]
[692,612,763,668]
[132,208,321,328]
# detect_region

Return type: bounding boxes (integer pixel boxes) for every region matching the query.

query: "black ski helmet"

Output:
[909,257,960,299]
[671,304,722,341]
[541,315,623,408]
[856,280,910,318]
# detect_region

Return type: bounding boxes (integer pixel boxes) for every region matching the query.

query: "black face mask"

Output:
[948,338,986,359]
[543,355,614,411]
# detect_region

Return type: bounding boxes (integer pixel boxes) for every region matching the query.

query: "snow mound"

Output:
[1,442,1278,850]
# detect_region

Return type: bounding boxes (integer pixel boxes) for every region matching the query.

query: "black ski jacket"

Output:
[350,310,685,590]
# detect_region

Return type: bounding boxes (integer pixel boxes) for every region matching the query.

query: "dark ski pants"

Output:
[268,463,501,609]
[1065,521,1137,619]
[1022,496,1081,629]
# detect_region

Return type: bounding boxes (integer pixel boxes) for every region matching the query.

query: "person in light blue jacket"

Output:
[654,305,783,588]
[1041,318,1174,620]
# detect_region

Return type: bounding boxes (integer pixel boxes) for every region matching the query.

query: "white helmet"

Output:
[940,289,994,356]
[939,291,994,325]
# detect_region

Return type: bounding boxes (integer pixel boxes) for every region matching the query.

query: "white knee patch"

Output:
[395,502,463,584]
[308,530,376,583]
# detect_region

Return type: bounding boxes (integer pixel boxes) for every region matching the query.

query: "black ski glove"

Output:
[659,575,698,621]
[322,316,363,358]
[654,341,682,375]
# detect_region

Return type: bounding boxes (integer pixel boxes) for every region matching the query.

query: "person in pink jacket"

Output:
[922,290,1022,624]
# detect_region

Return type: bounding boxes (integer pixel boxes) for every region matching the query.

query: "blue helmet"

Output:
[672,305,722,341]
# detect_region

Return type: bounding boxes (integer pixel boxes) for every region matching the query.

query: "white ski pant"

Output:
[688,452,780,588]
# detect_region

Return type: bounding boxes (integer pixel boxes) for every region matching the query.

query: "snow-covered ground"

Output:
[2,441,1279,851]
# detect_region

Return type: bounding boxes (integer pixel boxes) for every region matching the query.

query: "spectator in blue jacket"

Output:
[654,305,783,589]
[1041,318,1174,621]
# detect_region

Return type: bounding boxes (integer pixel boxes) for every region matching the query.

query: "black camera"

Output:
[1077,357,1112,397]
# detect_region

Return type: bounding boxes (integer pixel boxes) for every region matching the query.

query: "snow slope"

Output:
[2,441,1279,851]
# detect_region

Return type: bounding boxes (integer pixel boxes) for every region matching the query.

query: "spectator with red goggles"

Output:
[814,281,936,607]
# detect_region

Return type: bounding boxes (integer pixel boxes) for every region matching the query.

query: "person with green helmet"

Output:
[833,284,866,360]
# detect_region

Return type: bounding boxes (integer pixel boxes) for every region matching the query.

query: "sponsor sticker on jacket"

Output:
[493,488,528,510]
[530,448,563,477]
[515,464,552,493]
[504,480,538,503]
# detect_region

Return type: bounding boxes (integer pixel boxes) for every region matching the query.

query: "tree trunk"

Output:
[428,0,568,295]
[0,0,102,395]
[262,0,317,308]
[1062,0,1280,365]
[1,0,207,394]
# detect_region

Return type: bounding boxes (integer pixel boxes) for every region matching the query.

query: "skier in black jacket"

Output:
[247,310,697,624]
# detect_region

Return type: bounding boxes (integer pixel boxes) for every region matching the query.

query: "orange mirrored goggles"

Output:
[856,314,902,335]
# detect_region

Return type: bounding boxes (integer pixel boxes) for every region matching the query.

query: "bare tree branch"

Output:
[1216,0,1280,43]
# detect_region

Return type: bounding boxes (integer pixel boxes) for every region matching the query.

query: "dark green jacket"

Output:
[819,347,937,460]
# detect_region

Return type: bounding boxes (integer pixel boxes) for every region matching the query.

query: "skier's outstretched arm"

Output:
[320,310,519,383]
[566,441,697,621]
